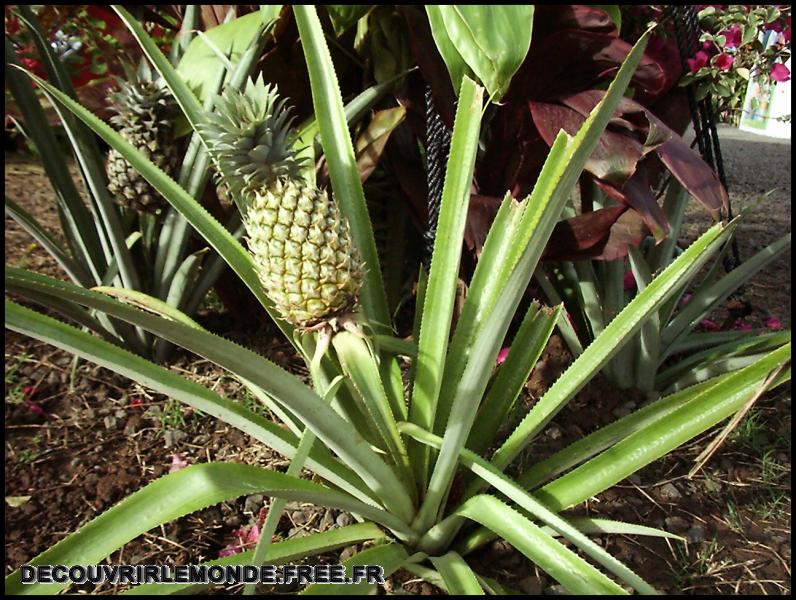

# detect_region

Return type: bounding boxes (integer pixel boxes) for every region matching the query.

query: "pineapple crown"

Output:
[109,60,177,118]
[200,75,307,202]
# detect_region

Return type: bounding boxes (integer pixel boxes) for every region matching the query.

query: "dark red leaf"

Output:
[530,101,644,187]
[464,195,502,255]
[597,166,669,241]
[544,208,649,261]
[560,91,728,216]
[507,30,667,103]
[398,5,456,128]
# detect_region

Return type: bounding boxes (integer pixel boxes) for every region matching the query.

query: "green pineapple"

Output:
[201,76,363,329]
[106,62,179,214]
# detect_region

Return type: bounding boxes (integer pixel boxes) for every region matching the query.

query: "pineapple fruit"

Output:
[201,77,362,330]
[106,62,179,215]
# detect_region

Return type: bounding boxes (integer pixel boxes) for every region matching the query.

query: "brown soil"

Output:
[4,148,791,595]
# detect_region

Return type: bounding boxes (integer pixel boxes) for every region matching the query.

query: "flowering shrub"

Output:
[5,5,177,126]
[679,5,791,124]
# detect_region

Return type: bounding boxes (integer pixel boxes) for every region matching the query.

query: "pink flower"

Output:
[218,524,261,557]
[23,400,45,415]
[734,319,753,331]
[763,317,783,330]
[623,271,637,292]
[721,26,742,48]
[699,319,721,332]
[680,293,693,306]
[6,16,20,35]
[703,40,714,50]
[128,398,143,410]
[771,63,790,82]
[687,51,710,73]
[21,385,38,398]
[784,17,791,42]
[169,454,188,473]
[714,53,734,71]
[496,347,510,365]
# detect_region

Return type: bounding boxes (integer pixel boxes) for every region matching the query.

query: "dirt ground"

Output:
[4,124,792,595]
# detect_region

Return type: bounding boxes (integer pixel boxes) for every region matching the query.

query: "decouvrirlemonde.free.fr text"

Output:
[21,564,385,586]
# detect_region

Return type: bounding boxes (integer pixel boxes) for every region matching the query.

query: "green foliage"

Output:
[426,6,534,102]
[680,5,791,123]
[540,181,791,394]
[4,7,792,596]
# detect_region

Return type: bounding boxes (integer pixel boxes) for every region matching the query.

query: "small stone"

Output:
[627,474,642,485]
[336,513,353,528]
[686,525,706,544]
[519,576,545,595]
[320,510,335,531]
[491,540,514,558]
[546,425,562,440]
[163,429,187,448]
[490,540,513,557]
[103,415,117,429]
[664,516,689,533]
[545,584,569,595]
[658,483,682,500]
[291,510,308,525]
[204,507,222,524]
[287,527,308,538]
[223,514,241,527]
[339,545,358,562]
[283,501,302,511]
[244,494,264,514]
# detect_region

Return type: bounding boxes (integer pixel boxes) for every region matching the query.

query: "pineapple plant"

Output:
[201,76,363,330]
[106,61,180,214]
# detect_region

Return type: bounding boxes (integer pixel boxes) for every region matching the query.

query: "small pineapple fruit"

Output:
[201,76,362,329]
[106,62,179,214]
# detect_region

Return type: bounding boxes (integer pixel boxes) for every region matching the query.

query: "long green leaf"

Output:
[18,68,293,343]
[404,424,657,595]
[452,495,627,595]
[332,332,413,486]
[294,5,390,329]
[3,293,372,506]
[537,344,791,512]
[5,273,416,524]
[656,331,790,391]
[4,35,105,283]
[490,219,737,472]
[468,303,560,455]
[628,246,660,392]
[407,76,483,487]
[4,197,90,285]
[16,8,141,293]
[430,552,484,595]
[661,233,791,353]
[301,543,411,595]
[517,375,738,490]
[436,191,531,436]
[124,523,384,595]
[3,462,399,596]
[433,6,534,102]
[441,30,654,468]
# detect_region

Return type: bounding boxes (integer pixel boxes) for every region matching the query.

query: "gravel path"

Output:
[681,124,792,327]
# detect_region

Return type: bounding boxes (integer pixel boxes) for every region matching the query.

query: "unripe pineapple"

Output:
[201,76,363,329]
[106,62,179,214]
